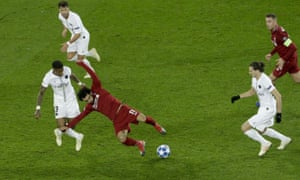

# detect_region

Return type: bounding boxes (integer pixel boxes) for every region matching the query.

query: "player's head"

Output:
[52,60,64,77]
[249,61,264,77]
[78,87,93,103]
[265,13,277,30]
[58,1,69,18]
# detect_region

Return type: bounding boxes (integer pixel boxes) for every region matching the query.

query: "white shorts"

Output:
[54,99,80,119]
[67,33,90,56]
[248,107,275,132]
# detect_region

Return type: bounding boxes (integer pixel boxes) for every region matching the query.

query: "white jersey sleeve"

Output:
[71,14,83,34]
[262,76,275,93]
[41,72,50,88]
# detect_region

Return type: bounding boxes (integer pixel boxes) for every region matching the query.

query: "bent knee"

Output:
[117,132,127,143]
[137,113,146,122]
[241,122,251,132]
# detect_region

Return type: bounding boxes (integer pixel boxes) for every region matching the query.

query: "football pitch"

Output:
[1,0,300,179]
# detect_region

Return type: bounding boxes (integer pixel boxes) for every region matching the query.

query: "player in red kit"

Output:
[64,61,166,156]
[265,13,300,83]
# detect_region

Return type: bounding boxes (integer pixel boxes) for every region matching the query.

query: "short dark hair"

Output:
[58,0,69,8]
[250,61,265,72]
[52,60,63,69]
[266,13,277,19]
[77,87,91,101]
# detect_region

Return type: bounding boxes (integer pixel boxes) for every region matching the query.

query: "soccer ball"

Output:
[157,144,171,158]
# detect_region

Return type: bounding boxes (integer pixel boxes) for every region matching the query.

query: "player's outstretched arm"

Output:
[34,86,47,119]
[68,106,92,128]
[231,88,256,103]
[76,61,102,88]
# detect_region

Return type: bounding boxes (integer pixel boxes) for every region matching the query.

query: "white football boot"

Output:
[89,48,101,62]
[54,129,62,146]
[76,133,84,151]
[258,141,272,157]
[277,137,292,150]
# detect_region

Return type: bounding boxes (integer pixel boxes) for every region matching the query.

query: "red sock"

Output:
[145,116,156,126]
[122,137,138,146]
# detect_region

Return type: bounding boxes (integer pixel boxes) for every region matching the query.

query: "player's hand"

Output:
[62,29,67,38]
[60,42,68,53]
[231,95,240,103]
[276,58,285,70]
[34,110,41,120]
[276,113,282,123]
[265,54,272,61]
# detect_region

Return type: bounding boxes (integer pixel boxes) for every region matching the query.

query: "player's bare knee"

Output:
[241,122,251,132]
[117,132,127,143]
[137,113,146,122]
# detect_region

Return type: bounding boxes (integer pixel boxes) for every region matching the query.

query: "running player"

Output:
[265,13,300,83]
[62,61,167,156]
[34,60,84,151]
[231,62,291,157]
[58,0,100,79]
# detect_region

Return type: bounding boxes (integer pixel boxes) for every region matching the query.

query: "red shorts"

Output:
[273,55,300,78]
[113,105,139,135]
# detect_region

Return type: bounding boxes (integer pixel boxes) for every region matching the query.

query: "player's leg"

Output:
[270,64,289,84]
[81,33,100,61]
[287,55,300,83]
[241,121,270,145]
[86,48,101,61]
[77,37,96,79]
[67,52,77,61]
[290,72,300,83]
[242,114,272,157]
[65,99,84,151]
[117,129,145,156]
[263,128,291,150]
[136,112,167,135]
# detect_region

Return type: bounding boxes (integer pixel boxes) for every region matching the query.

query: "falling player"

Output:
[265,13,300,83]
[58,0,100,78]
[62,61,167,156]
[231,62,291,157]
[34,60,84,151]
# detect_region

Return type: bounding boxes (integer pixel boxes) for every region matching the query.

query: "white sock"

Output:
[83,59,95,71]
[86,49,93,57]
[244,129,269,145]
[65,128,80,139]
[55,128,63,136]
[263,128,287,141]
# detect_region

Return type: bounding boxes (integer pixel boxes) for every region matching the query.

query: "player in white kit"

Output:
[34,60,84,151]
[231,62,291,157]
[58,1,100,79]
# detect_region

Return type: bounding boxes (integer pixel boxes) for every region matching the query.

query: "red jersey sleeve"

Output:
[68,105,93,128]
[76,61,102,90]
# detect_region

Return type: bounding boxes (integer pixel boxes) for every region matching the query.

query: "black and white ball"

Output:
[157,144,171,158]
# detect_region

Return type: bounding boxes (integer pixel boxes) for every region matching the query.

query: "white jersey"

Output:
[58,11,89,37]
[42,66,77,105]
[251,73,276,109]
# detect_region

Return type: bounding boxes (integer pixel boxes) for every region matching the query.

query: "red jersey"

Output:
[270,25,297,61]
[68,61,121,128]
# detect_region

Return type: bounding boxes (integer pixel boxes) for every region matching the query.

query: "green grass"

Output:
[1,0,300,179]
